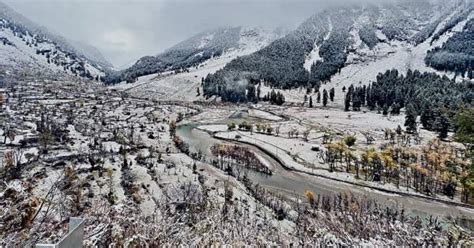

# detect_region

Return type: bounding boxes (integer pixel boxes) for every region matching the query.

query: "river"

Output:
[177,122,474,229]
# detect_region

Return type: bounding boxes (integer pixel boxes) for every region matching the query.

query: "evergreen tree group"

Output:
[355,69,472,136]
[262,90,285,106]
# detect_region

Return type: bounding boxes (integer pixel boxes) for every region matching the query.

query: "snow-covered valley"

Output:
[1,0,473,246]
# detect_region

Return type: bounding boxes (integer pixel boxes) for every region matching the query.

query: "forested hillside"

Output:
[202,0,472,103]
[425,18,474,78]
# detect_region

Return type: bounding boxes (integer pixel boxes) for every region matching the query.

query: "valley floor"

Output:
[1,75,473,246]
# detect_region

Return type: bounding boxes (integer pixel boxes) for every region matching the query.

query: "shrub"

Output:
[344,136,357,147]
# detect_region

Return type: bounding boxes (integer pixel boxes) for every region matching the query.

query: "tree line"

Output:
[343,69,473,138]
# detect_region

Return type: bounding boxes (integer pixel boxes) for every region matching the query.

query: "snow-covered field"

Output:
[2,79,309,246]
[2,71,473,247]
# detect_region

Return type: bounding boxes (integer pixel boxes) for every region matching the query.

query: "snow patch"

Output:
[197,33,214,49]
[304,16,332,72]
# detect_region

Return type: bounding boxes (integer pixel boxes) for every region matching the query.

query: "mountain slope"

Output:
[0,1,108,79]
[425,17,474,77]
[105,26,284,84]
[202,0,473,102]
[108,27,285,102]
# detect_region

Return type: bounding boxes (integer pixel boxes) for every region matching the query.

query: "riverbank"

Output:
[213,131,474,210]
[177,120,474,229]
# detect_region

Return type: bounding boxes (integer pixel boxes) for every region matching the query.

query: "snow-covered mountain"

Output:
[0,1,109,80]
[202,0,473,101]
[106,26,285,84]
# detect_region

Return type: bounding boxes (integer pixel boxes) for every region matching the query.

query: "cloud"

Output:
[100,29,138,52]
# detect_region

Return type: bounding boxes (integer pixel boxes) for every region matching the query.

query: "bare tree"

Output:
[2,148,24,179]
[362,131,375,145]
[275,124,281,136]
[303,128,311,141]
[38,126,53,155]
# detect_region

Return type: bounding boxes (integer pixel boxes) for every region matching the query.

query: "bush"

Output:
[227,122,236,131]
[344,136,357,147]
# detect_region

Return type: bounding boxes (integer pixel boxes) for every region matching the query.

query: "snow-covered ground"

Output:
[2,72,473,247]
[248,108,283,121]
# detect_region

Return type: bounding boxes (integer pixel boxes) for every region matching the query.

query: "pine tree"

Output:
[276,92,285,105]
[454,107,474,145]
[329,88,335,102]
[323,89,328,107]
[390,103,401,115]
[396,125,403,135]
[366,84,375,110]
[257,82,262,100]
[382,105,389,116]
[309,96,313,108]
[270,90,277,104]
[420,104,435,130]
[246,84,257,103]
[435,114,450,140]
[352,95,361,111]
[344,92,351,112]
[316,91,321,103]
[404,105,417,134]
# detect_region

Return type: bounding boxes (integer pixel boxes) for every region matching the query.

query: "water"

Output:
[177,123,474,229]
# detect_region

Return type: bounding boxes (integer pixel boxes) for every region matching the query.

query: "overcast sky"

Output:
[3,0,383,68]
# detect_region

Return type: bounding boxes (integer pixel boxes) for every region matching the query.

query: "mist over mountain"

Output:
[1,0,472,86]
[69,40,113,69]
[2,0,345,68]
[105,26,286,84]
[0,1,110,79]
